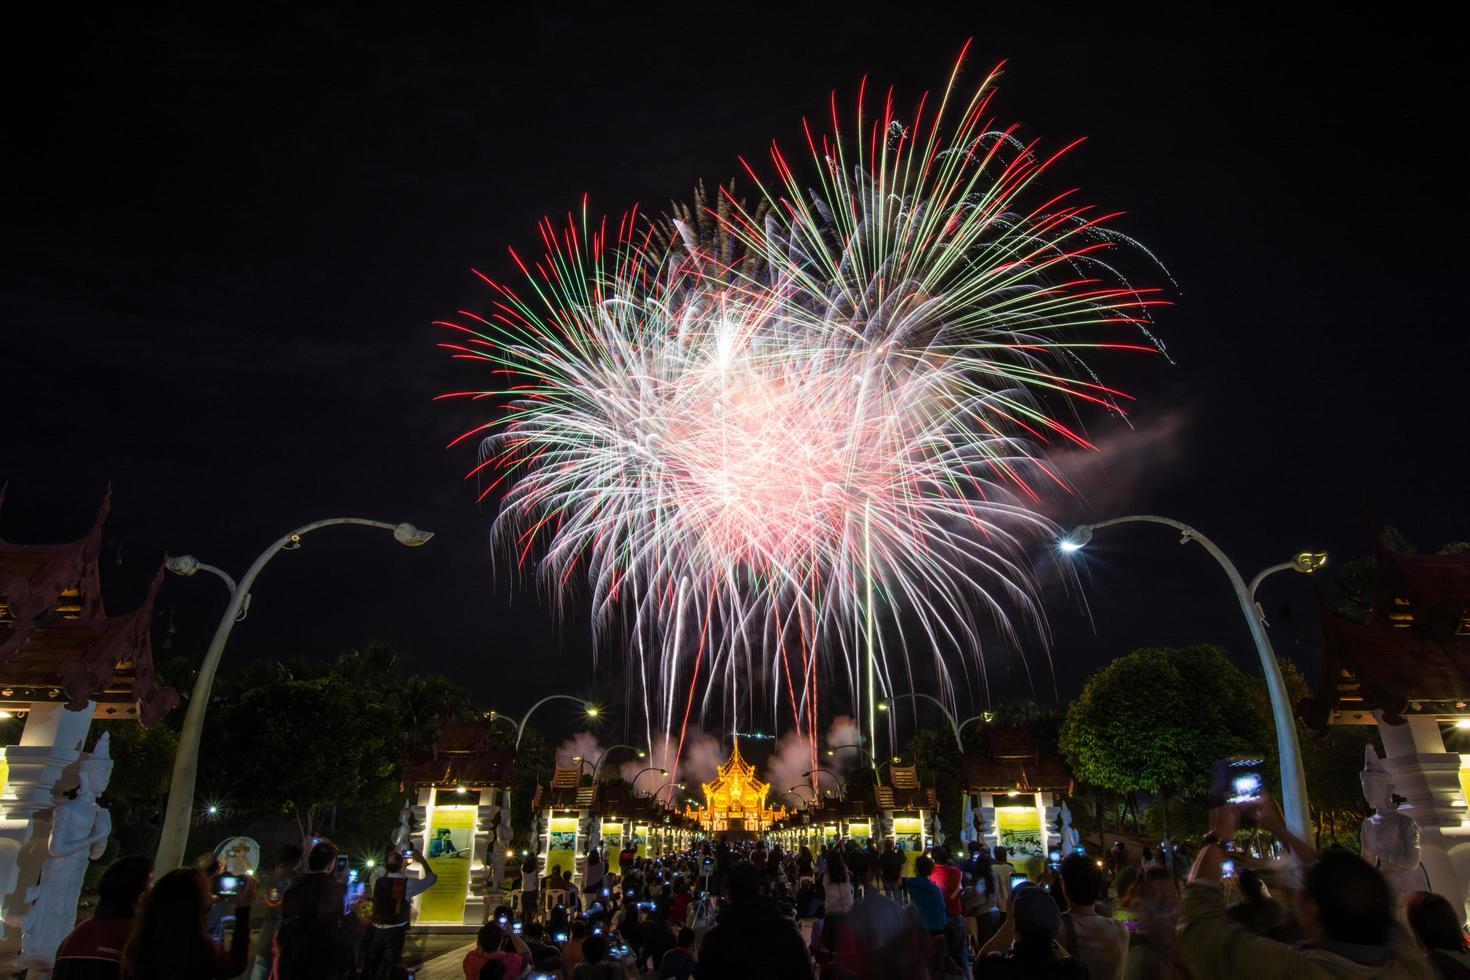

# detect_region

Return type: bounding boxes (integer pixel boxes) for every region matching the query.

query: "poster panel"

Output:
[419,803,477,923]
[996,806,1044,876]
[893,815,923,876]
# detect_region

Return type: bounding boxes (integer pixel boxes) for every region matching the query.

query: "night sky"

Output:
[3,2,1463,744]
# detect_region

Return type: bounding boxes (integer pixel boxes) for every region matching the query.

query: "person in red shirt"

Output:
[461,921,532,980]
[929,845,968,974]
[55,855,153,980]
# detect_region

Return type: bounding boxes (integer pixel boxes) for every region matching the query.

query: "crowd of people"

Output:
[48,791,1470,980]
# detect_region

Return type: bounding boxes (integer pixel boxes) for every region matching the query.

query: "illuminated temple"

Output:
[684,738,786,835]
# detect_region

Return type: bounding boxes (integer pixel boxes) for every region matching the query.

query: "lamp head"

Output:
[876,699,890,712]
[584,704,600,718]
[1059,524,1093,553]
[165,554,200,576]
[393,522,434,547]
[1292,550,1328,574]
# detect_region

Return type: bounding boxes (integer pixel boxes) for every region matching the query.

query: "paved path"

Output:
[415,942,473,979]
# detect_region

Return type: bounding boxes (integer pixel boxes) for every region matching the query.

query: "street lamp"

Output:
[877,695,987,753]
[826,743,877,769]
[650,780,685,805]
[155,517,432,870]
[487,695,599,843]
[1059,515,1324,839]
[633,768,669,796]
[802,768,847,797]
[589,744,646,782]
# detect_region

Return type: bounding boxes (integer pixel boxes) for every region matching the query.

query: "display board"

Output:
[892,815,923,876]
[419,802,477,923]
[996,806,1044,875]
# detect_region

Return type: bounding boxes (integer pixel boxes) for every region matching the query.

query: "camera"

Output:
[512,921,523,935]
[553,931,569,943]
[217,874,240,896]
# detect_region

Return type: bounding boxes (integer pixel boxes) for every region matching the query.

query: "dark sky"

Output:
[3,2,1464,744]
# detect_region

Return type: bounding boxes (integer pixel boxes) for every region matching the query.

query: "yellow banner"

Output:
[996,806,1043,876]
[893,816,923,876]
[419,803,476,923]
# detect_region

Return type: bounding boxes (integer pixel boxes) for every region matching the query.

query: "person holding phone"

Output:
[120,867,256,979]
[362,846,437,980]
[274,840,355,979]
[462,921,532,980]
[1178,792,1436,980]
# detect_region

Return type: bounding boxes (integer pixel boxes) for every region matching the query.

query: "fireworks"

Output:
[438,46,1166,761]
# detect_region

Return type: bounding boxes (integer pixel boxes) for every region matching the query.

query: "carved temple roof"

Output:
[960,724,1072,792]
[1299,536,1470,732]
[0,489,178,727]
[400,718,517,789]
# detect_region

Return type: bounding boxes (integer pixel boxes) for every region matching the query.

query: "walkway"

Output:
[414,942,474,979]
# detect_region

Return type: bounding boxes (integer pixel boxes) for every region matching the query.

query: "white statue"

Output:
[18,734,114,970]
[1059,801,1081,856]
[392,797,414,851]
[1361,744,1423,901]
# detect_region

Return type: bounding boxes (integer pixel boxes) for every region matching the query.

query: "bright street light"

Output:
[1058,514,1324,840]
[156,516,433,871]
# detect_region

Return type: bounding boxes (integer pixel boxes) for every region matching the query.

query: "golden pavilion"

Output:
[684,738,786,835]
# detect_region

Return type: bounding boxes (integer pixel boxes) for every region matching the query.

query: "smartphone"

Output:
[1209,755,1265,808]
[497,914,509,926]
[1221,859,1237,878]
[593,924,604,935]
[1009,873,1029,890]
[553,931,569,943]
[512,921,523,935]
[335,854,350,874]
[217,874,240,896]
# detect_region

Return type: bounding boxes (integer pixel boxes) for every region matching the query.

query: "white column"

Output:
[0,703,97,964]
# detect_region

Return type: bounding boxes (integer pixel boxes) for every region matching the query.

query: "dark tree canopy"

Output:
[1060,645,1262,801]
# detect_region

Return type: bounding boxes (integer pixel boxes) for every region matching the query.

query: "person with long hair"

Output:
[1407,891,1470,979]
[822,850,854,916]
[120,867,254,980]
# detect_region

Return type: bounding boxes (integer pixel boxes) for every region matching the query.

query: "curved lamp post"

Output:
[650,780,685,806]
[632,767,669,797]
[803,768,847,798]
[877,695,990,753]
[486,695,599,844]
[826,743,877,769]
[1060,515,1325,840]
[590,744,646,782]
[156,518,433,870]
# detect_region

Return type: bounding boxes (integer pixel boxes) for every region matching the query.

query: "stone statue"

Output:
[18,734,114,970]
[392,797,414,851]
[1059,801,1081,855]
[1361,744,1423,900]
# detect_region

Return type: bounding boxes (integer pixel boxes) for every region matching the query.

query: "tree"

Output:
[1059,645,1262,836]
[207,674,403,839]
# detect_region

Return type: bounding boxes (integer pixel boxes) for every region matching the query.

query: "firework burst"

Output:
[438,46,1167,764]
